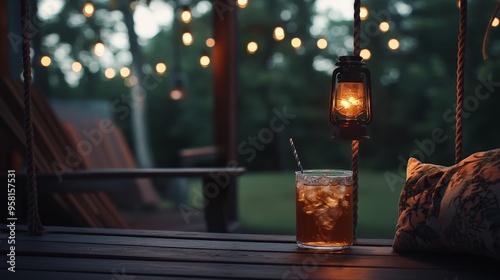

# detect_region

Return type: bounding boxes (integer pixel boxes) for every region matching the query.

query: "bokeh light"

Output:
[388,39,400,50]
[317,38,328,50]
[156,62,167,74]
[360,49,371,60]
[83,2,94,17]
[40,56,51,67]
[247,41,258,54]
[291,37,302,49]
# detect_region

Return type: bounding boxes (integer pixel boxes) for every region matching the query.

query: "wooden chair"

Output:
[0,76,245,232]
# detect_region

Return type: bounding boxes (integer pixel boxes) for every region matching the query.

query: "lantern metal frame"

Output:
[329,55,372,140]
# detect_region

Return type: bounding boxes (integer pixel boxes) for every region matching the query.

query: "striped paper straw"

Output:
[289,138,304,173]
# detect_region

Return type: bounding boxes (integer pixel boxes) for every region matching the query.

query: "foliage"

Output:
[36,0,500,172]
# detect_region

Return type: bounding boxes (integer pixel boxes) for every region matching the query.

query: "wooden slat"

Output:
[3,256,495,280]
[0,271,199,280]
[8,240,498,272]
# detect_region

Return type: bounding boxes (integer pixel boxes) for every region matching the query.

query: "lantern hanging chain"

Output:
[455,0,467,164]
[351,0,361,237]
[482,0,500,60]
[21,0,45,236]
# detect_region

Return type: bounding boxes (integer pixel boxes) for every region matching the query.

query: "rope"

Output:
[351,140,359,237]
[455,0,467,164]
[353,0,361,56]
[21,0,45,236]
[482,0,500,60]
[351,0,361,237]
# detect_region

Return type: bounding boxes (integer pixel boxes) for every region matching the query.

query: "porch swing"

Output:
[2,0,245,234]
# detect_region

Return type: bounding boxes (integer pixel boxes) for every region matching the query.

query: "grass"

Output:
[188,170,402,238]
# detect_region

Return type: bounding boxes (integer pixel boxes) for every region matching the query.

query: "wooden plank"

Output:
[0,270,201,280]
[3,256,495,280]
[4,233,427,257]
[9,240,498,272]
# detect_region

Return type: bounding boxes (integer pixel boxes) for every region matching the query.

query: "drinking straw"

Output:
[289,138,304,173]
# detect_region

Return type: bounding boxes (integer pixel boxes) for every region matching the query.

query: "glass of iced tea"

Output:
[295,169,353,250]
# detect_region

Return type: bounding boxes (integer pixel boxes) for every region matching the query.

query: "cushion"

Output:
[393,148,500,260]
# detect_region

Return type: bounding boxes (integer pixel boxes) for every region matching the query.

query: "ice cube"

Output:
[319,176,330,186]
[305,191,318,202]
[337,185,346,193]
[341,199,349,208]
[302,205,315,215]
[325,197,338,208]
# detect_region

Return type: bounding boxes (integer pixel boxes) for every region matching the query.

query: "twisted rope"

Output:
[353,0,361,56]
[351,140,359,237]
[351,0,361,237]
[21,0,45,236]
[455,0,467,164]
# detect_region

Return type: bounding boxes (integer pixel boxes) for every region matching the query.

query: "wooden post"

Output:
[206,0,238,232]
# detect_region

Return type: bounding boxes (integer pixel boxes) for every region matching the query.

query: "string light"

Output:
[72,62,83,72]
[120,66,130,78]
[200,55,210,68]
[206,38,215,47]
[237,0,248,9]
[492,17,499,27]
[182,32,193,46]
[180,6,192,23]
[360,7,368,20]
[273,26,285,41]
[156,62,167,74]
[247,41,258,54]
[291,37,302,49]
[104,68,115,79]
[170,89,183,100]
[93,42,105,57]
[360,49,371,60]
[83,2,94,17]
[379,21,390,32]
[388,38,400,50]
[40,56,51,67]
[317,38,328,49]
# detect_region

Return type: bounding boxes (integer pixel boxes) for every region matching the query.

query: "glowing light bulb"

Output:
[273,26,285,41]
[206,38,215,47]
[182,32,193,46]
[93,42,105,57]
[360,7,368,20]
[72,62,83,72]
[247,41,258,54]
[291,37,302,49]
[83,2,94,17]
[104,68,115,79]
[156,63,167,74]
[200,55,210,68]
[379,21,390,32]
[180,8,192,23]
[317,38,328,49]
[170,89,183,100]
[237,0,248,9]
[120,67,130,78]
[360,49,371,60]
[493,18,499,27]
[388,38,400,50]
[40,56,51,67]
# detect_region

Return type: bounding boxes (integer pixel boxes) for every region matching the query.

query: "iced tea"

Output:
[295,170,353,250]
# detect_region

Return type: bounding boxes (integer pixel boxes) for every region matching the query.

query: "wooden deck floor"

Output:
[0,226,498,279]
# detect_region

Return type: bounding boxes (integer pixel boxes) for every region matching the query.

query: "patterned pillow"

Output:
[393,149,500,260]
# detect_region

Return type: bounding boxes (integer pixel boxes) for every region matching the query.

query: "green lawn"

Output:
[188,170,402,238]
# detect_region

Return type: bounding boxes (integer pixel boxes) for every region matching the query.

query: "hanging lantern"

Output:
[330,56,372,140]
